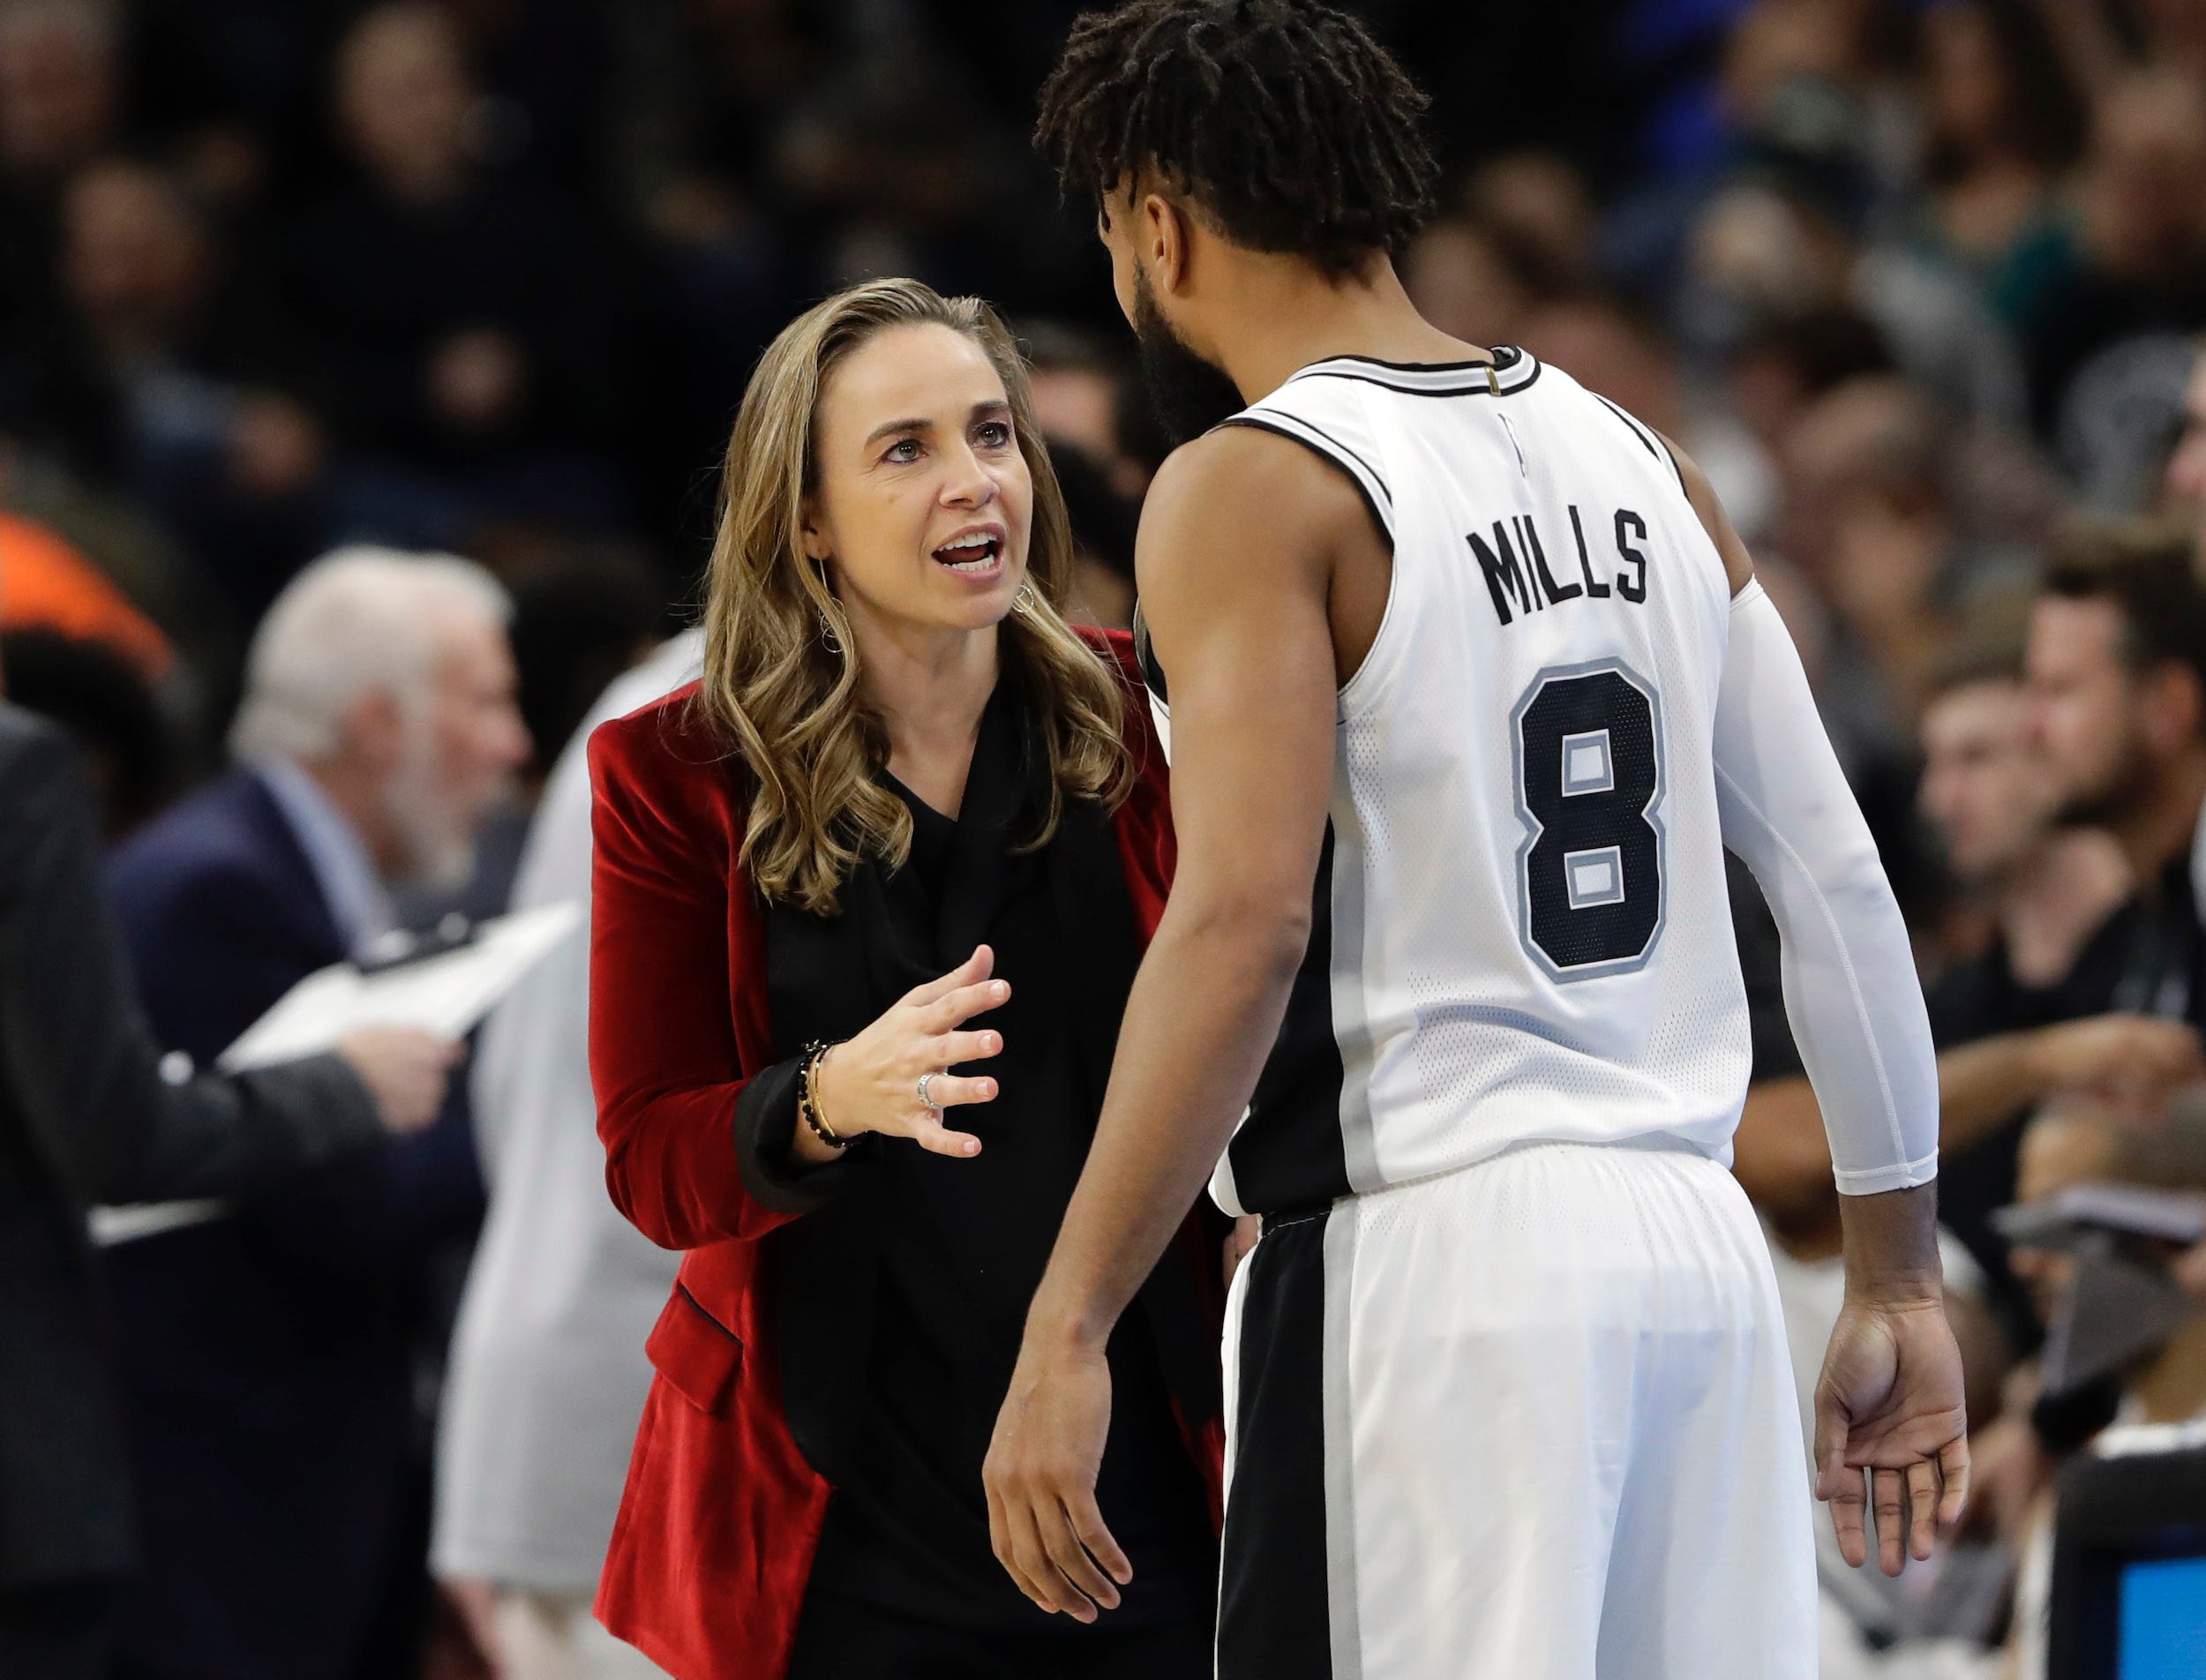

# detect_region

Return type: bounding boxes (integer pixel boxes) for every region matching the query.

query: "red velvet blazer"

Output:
[585,630,1217,1680]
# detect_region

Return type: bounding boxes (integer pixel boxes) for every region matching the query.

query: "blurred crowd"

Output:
[8,1,2206,1677]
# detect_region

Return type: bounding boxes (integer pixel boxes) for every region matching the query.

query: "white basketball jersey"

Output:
[1142,348,1753,1217]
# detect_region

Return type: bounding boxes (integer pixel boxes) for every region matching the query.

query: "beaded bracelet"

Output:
[796,1039,852,1151]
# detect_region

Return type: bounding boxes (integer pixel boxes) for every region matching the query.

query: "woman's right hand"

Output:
[807,944,1009,1159]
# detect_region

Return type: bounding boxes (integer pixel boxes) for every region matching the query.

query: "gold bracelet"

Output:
[797,1040,852,1150]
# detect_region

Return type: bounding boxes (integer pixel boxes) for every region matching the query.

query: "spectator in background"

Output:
[405,543,668,930]
[284,2,629,547]
[1050,442,1138,633]
[1726,304,1896,464]
[432,629,702,1680]
[2019,71,2206,441]
[1912,0,2089,332]
[500,546,669,804]
[15,157,332,618]
[0,626,169,834]
[1680,139,2024,431]
[603,0,814,506]
[0,589,455,1680]
[0,503,170,684]
[1023,321,1157,501]
[2026,521,2206,1024]
[1730,589,2202,1261]
[1914,606,2197,1340]
[101,547,529,1680]
[1781,376,1973,731]
[1403,213,1534,351]
[0,0,119,332]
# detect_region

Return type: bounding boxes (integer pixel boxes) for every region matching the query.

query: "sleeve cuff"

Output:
[1832,1148,1940,1196]
[732,1056,865,1216]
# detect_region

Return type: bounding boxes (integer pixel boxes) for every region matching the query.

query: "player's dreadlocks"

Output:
[1034,0,1438,280]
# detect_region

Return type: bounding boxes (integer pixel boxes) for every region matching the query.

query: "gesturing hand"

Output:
[811,944,1009,1157]
[1812,1295,1970,1577]
[983,1331,1128,1623]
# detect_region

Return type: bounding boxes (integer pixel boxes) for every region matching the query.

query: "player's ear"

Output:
[1144,191,1190,294]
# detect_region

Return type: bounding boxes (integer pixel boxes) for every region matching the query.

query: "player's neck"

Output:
[1207,259,1485,406]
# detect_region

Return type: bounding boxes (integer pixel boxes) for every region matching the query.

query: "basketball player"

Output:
[982,4,1969,1677]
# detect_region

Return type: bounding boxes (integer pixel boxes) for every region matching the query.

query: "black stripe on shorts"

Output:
[1219,1205,1339,1680]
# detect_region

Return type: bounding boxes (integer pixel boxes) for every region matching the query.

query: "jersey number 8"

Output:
[1510,662,1666,979]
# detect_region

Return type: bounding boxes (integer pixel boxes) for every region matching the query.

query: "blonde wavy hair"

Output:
[698,277,1133,915]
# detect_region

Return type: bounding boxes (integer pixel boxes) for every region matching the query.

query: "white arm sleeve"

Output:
[1714,580,1939,1195]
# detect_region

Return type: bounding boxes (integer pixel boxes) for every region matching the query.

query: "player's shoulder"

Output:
[1144,417,1375,551]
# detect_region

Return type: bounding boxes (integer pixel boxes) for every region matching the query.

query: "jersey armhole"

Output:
[1215,413,1396,551]
[1590,393,1689,499]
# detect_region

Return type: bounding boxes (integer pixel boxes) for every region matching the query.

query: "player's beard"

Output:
[1131,266,1247,448]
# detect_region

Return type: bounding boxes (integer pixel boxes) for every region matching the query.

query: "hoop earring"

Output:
[1011,582,1038,616]
[819,607,844,656]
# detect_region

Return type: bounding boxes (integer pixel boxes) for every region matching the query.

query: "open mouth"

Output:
[933,531,1003,573]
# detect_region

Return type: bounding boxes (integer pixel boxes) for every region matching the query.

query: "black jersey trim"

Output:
[1225,822,1354,1213]
[1131,600,1168,709]
[1593,393,1689,496]
[1218,416,1394,549]
[1234,409,1392,516]
[1288,352,1543,399]
[1315,348,1507,373]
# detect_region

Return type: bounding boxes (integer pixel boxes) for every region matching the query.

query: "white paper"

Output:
[88,1199,229,1245]
[217,902,582,1069]
[90,902,582,1247]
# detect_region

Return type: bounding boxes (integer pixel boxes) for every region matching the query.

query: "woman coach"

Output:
[584,279,1225,1680]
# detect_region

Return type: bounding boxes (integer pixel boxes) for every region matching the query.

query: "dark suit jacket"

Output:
[0,706,382,1588]
[587,633,1226,1680]
[101,766,484,1679]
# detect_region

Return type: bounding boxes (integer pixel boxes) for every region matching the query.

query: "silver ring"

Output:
[916,1071,942,1111]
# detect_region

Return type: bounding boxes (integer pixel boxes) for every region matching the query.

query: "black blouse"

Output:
[732,681,1216,1631]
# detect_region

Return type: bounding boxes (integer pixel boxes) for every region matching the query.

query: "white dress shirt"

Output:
[253,754,395,958]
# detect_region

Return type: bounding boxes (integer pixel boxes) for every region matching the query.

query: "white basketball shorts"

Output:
[1217,1136,1817,1680]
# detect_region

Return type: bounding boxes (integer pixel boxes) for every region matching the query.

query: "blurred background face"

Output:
[2029,596,2145,825]
[2083,72,2206,280]
[61,161,208,341]
[804,322,1032,640]
[1918,679,2058,885]
[1403,218,1529,348]
[1922,2,2007,155]
[382,611,527,889]
[0,4,113,183]
[336,4,472,197]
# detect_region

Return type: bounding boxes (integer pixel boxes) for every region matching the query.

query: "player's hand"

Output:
[983,1330,1129,1623]
[1812,1294,1970,1576]
[334,1026,461,1134]
[809,944,1007,1157]
[1223,1214,1261,1292]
